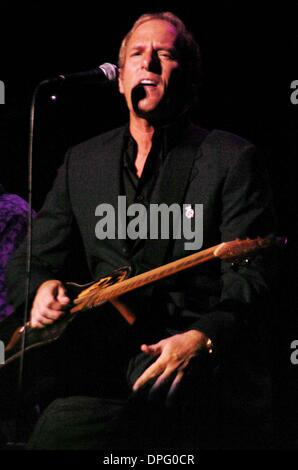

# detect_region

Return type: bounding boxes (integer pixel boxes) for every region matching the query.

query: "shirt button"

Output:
[122,247,129,255]
[136,195,144,202]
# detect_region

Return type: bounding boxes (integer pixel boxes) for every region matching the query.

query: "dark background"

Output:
[1,0,298,447]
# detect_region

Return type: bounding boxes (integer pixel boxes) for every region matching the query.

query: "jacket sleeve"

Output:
[6,150,74,310]
[185,143,278,353]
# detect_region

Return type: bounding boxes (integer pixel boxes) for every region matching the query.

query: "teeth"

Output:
[140,80,156,85]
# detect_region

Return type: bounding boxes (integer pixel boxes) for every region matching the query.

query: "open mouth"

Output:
[139,79,158,87]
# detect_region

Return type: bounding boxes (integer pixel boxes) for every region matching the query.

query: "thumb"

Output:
[57,285,70,305]
[140,342,161,356]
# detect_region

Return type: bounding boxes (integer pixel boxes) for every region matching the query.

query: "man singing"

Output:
[7,12,276,449]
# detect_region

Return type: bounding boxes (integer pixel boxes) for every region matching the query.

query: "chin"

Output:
[132,94,171,122]
[138,99,161,113]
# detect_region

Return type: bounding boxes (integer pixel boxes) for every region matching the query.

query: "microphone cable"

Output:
[15,78,52,444]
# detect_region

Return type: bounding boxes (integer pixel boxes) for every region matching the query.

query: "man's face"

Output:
[119,19,183,122]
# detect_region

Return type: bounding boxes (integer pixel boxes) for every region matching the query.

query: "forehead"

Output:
[127,19,179,48]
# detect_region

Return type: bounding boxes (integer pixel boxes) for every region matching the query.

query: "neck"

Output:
[129,115,155,156]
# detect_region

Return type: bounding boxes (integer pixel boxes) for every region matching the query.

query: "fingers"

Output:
[166,369,184,406]
[30,306,65,328]
[133,359,185,405]
[140,343,161,356]
[133,355,180,393]
[133,360,164,392]
[57,284,70,306]
[149,360,186,396]
[132,342,163,391]
[30,280,70,329]
[133,333,199,398]
[150,367,178,391]
[42,283,70,310]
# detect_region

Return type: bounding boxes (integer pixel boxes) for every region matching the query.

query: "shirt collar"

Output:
[123,114,191,168]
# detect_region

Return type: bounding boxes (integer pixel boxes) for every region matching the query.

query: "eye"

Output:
[129,50,142,57]
[157,50,174,60]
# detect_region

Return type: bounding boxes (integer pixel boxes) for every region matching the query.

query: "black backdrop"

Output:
[1,0,298,448]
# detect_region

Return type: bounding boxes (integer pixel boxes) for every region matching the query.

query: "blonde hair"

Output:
[118,12,201,89]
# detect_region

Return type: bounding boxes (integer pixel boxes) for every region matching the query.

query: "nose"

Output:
[141,49,161,74]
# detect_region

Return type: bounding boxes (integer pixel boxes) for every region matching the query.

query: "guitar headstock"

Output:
[213,236,287,261]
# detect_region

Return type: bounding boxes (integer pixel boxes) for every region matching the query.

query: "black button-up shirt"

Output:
[122,129,165,209]
[121,128,165,254]
[121,118,190,255]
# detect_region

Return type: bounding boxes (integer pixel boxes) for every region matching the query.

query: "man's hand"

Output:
[132,329,210,401]
[30,280,70,328]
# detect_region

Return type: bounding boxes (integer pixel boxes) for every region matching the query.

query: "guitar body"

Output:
[1,266,131,367]
[0,267,132,421]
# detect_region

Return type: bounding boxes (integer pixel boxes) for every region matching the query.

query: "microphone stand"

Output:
[11,66,117,445]
[13,78,58,445]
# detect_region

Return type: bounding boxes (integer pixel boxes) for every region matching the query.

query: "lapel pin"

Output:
[185,204,194,219]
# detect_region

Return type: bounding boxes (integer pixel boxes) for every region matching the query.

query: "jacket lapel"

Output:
[95,126,125,205]
[92,124,208,267]
[134,125,208,270]
[89,126,128,253]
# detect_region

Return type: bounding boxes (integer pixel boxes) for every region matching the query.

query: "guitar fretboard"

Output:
[71,243,223,312]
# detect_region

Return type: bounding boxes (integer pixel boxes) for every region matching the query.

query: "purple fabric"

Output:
[0,194,34,320]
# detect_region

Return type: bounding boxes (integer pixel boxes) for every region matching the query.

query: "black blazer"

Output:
[6,124,276,354]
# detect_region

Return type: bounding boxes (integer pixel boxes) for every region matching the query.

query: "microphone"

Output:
[54,62,118,84]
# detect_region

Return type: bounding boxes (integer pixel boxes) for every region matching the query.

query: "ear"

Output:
[118,68,124,94]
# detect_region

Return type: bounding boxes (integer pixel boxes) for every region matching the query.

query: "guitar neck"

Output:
[73,242,223,307]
